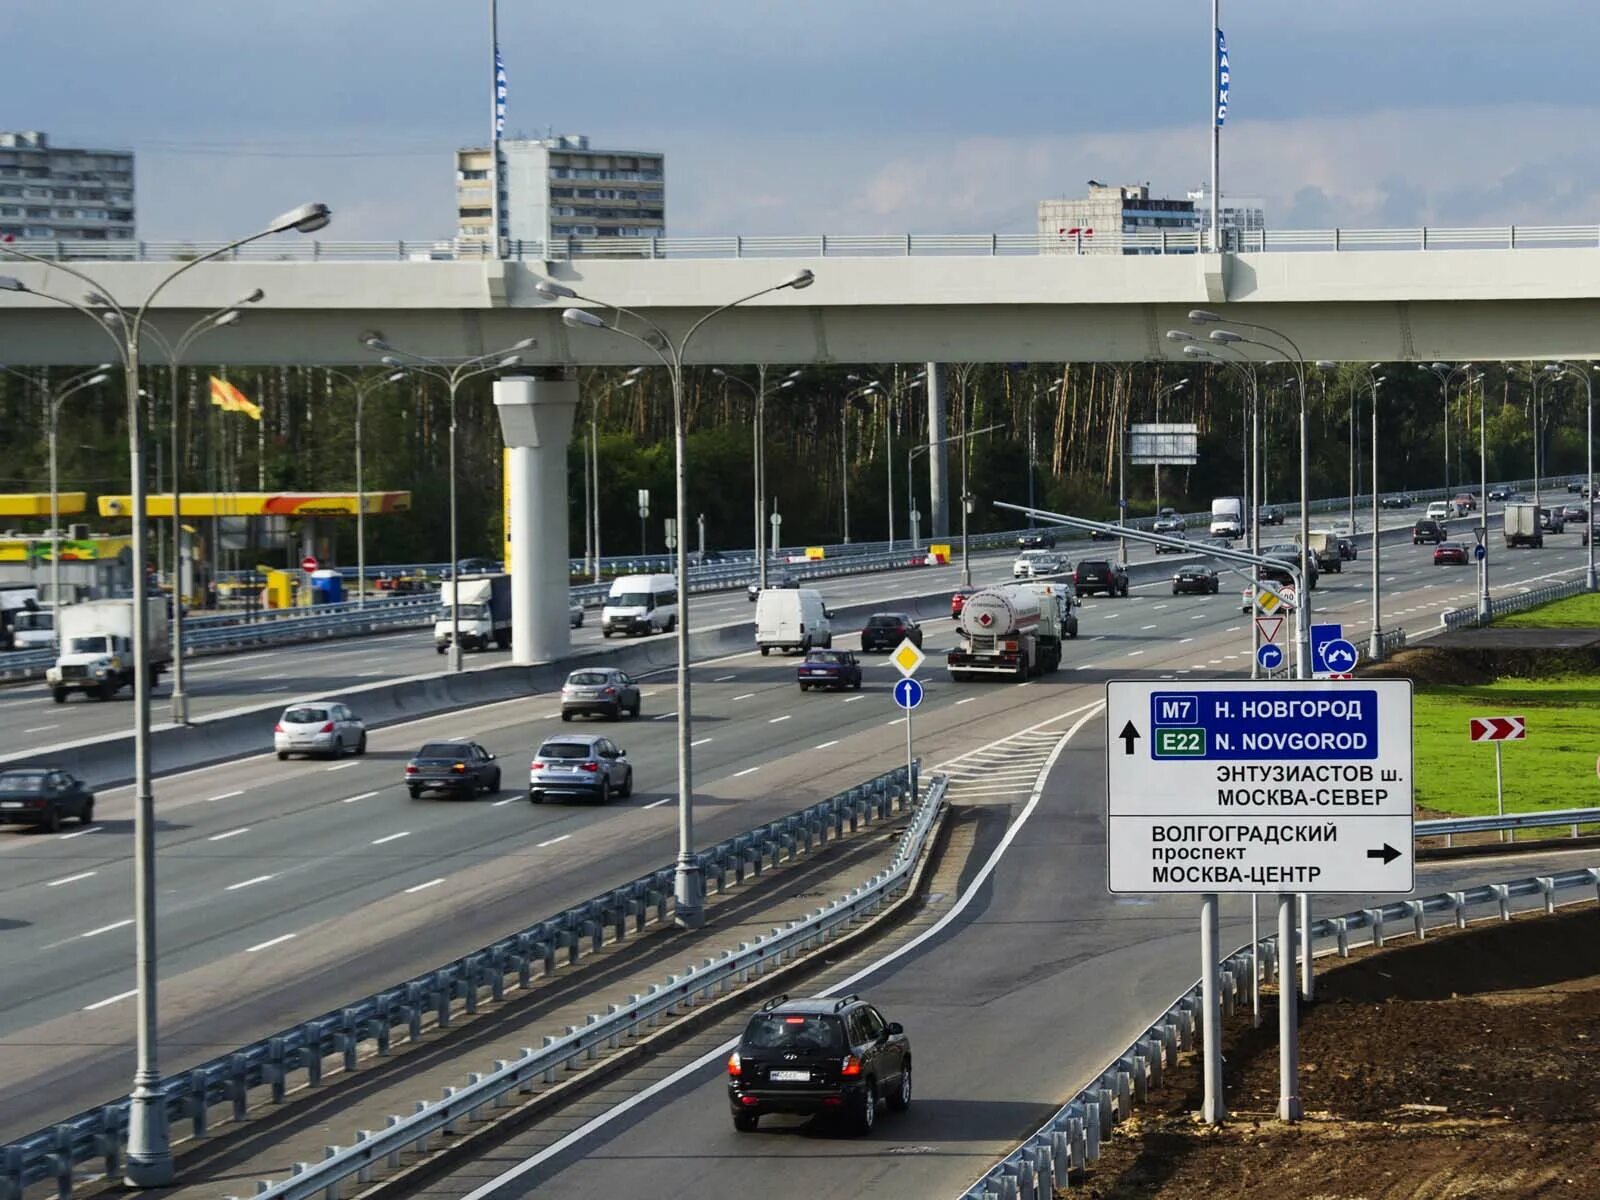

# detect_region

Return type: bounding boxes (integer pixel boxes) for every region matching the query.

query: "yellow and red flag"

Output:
[209,376,261,421]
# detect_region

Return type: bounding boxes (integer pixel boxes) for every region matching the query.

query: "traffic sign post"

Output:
[1470,715,1526,838]
[892,638,924,805]
[300,555,318,574]
[1310,623,1358,679]
[1107,678,1415,1128]
[1255,643,1284,673]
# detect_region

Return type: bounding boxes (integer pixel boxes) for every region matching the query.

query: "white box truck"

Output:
[947,584,1064,681]
[0,583,41,651]
[434,574,512,652]
[1209,497,1244,539]
[46,597,170,702]
[1503,502,1543,549]
[755,588,832,655]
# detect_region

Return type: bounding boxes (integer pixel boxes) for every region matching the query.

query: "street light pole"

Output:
[1545,363,1596,591]
[1425,363,1471,494]
[541,268,815,929]
[1365,370,1386,660]
[1474,372,1490,621]
[1,200,332,1190]
[323,369,407,609]
[365,338,533,671]
[713,366,798,587]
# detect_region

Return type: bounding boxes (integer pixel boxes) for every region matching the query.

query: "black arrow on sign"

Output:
[1366,844,1402,865]
[1118,721,1141,756]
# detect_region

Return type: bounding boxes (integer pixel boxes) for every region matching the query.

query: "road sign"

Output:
[1311,624,1358,678]
[890,639,926,678]
[300,555,318,573]
[1469,715,1526,742]
[1255,615,1283,644]
[1474,543,1487,562]
[1255,643,1284,671]
[1254,584,1287,616]
[1320,639,1358,674]
[1105,679,1414,895]
[893,678,924,710]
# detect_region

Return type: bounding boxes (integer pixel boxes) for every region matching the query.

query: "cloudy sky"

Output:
[6,1,1596,240]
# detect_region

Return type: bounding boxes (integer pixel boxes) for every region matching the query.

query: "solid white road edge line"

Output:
[454,698,1105,1200]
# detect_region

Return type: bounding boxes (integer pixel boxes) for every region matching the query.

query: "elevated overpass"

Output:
[1,225,1598,366]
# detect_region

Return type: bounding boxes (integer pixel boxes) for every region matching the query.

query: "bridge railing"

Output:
[6,224,1600,264]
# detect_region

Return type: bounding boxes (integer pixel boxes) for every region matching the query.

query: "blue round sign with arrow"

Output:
[1255,643,1284,671]
[1474,543,1487,562]
[894,678,924,710]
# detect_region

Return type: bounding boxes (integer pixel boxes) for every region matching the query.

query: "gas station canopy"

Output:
[0,493,87,517]
[96,491,412,518]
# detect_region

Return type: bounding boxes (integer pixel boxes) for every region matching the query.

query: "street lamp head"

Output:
[380,355,404,368]
[784,368,803,380]
[778,379,797,391]
[618,375,638,389]
[239,288,265,305]
[84,291,113,308]
[1172,379,1190,392]
[0,275,26,292]
[1188,308,1223,324]
[779,268,815,291]
[1165,330,1197,343]
[497,355,520,368]
[212,311,241,328]
[1208,329,1244,344]
[1182,345,1211,358]
[85,373,110,387]
[270,202,333,235]
[562,308,607,330]
[385,370,407,383]
[1429,362,1450,371]
[711,367,730,378]
[535,280,577,301]
[1315,360,1338,370]
[1374,376,1387,385]
[509,337,536,352]
[363,336,389,351]
[626,365,647,377]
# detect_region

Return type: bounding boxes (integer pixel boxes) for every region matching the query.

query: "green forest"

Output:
[0,359,1590,568]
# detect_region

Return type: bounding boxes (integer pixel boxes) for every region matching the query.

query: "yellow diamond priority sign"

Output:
[890,638,926,678]
[1254,584,1288,616]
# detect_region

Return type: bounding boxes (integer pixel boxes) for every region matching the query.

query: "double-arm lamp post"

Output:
[0,201,332,1187]
[711,365,799,585]
[846,369,924,552]
[536,269,815,928]
[1542,362,1596,591]
[361,337,532,671]
[322,368,408,608]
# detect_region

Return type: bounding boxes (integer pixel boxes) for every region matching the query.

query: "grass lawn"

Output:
[1413,675,1600,817]
[1497,592,1600,629]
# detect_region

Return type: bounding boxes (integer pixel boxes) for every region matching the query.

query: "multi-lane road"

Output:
[1,516,1590,1144]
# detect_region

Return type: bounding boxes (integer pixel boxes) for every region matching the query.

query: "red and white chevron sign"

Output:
[1469,715,1526,742]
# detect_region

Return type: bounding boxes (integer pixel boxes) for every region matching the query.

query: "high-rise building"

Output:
[456,134,665,249]
[1037,183,1195,254]
[0,131,135,242]
[1187,186,1267,243]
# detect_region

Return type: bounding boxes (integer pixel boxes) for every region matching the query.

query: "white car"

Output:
[1012,550,1064,578]
[275,700,368,760]
[1425,501,1451,521]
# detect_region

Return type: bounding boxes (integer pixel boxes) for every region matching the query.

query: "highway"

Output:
[0,521,1588,1142]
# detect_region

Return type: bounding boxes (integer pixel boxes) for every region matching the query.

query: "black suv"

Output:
[1412,519,1446,545]
[727,994,911,1134]
[1074,558,1129,597]
[860,612,922,652]
[1016,532,1056,550]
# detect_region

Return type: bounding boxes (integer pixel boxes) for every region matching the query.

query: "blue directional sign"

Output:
[893,678,924,710]
[1309,623,1343,675]
[1320,638,1359,674]
[1474,543,1487,562]
[1255,643,1284,671]
[1145,688,1380,760]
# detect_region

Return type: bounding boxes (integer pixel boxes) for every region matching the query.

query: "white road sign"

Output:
[1106,679,1414,895]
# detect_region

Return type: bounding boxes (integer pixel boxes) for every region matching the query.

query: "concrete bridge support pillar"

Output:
[494,371,578,665]
[926,362,951,539]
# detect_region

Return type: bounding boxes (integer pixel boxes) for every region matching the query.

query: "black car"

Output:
[1488,486,1512,501]
[0,768,94,831]
[1171,565,1220,595]
[1337,536,1358,561]
[1262,544,1319,589]
[1016,532,1056,550]
[860,612,922,652]
[1568,481,1585,494]
[748,572,798,601]
[1559,504,1587,524]
[727,994,911,1133]
[453,557,500,576]
[1074,558,1129,597]
[1258,506,1285,525]
[1379,494,1409,509]
[404,741,501,799]
[797,649,863,692]
[688,549,727,565]
[1412,519,1446,545]
[1153,529,1189,555]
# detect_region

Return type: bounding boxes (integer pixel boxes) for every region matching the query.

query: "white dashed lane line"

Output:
[226,875,275,891]
[207,791,244,803]
[82,988,137,1012]
[404,878,445,894]
[537,834,571,848]
[733,767,760,778]
[371,832,411,846]
[342,791,379,804]
[246,933,297,953]
[207,828,249,842]
[81,919,133,939]
[46,871,97,888]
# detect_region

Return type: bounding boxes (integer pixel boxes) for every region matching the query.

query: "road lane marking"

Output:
[731,693,756,701]
[83,988,138,1011]
[955,697,977,705]
[653,712,678,721]
[642,798,672,809]
[326,761,358,771]
[1179,637,1195,644]
[1141,624,1157,630]
[206,790,244,802]
[813,739,840,749]
[691,737,713,747]
[56,825,101,840]
[843,695,865,703]
[713,674,737,682]
[1127,650,1145,657]
[208,827,250,842]
[537,834,571,848]
[768,715,791,724]
[491,797,520,807]
[245,933,297,953]
[81,918,134,938]
[371,832,411,846]
[47,871,97,887]
[22,724,59,734]
[342,791,379,804]
[404,878,446,894]
[226,875,275,891]
[733,767,760,777]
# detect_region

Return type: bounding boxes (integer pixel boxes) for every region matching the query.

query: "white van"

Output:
[755,588,832,655]
[601,574,678,638]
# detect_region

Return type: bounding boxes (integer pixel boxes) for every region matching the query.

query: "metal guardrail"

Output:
[9,225,1600,263]
[1356,627,1408,665]
[1440,576,1588,630]
[1417,807,1600,842]
[959,865,1600,1199]
[1,764,926,1200]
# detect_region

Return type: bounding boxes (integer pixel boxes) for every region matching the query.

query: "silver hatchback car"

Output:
[275,700,367,760]
[529,735,633,803]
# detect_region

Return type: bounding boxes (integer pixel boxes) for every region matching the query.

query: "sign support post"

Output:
[1277,893,1302,1121]
[1200,892,1225,1123]
[1250,894,1261,1027]
[1495,740,1505,839]
[891,638,927,805]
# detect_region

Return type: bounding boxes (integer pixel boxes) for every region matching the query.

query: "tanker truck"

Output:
[946,584,1064,681]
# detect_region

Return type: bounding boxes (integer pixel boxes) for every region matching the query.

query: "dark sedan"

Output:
[1488,486,1512,501]
[797,649,863,692]
[748,573,798,601]
[1559,504,1587,524]
[1016,532,1056,550]
[1171,565,1220,595]
[1258,506,1285,525]
[1433,541,1469,565]
[404,741,502,799]
[861,612,922,652]
[1154,529,1189,555]
[0,768,94,831]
